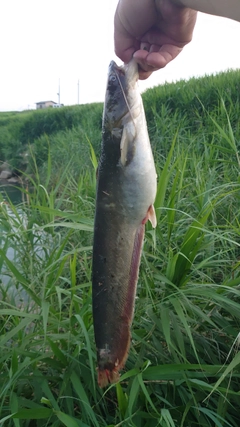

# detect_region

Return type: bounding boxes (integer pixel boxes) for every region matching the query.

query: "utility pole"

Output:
[77,79,79,104]
[57,79,60,105]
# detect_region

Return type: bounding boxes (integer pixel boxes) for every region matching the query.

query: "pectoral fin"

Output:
[142,205,157,228]
[120,123,136,166]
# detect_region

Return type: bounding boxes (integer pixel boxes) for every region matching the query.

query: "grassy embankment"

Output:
[1,69,240,426]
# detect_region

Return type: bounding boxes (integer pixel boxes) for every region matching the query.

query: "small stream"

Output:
[0,180,23,204]
[1,181,55,307]
[0,181,30,306]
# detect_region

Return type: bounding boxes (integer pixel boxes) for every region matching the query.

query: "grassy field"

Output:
[1,69,240,426]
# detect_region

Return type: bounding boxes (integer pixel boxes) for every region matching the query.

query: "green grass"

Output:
[0,103,102,171]
[1,70,240,426]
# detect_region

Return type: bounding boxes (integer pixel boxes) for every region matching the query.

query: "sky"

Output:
[0,0,240,112]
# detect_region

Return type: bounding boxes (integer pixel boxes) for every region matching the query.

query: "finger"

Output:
[114,6,141,63]
[147,44,183,67]
[138,69,154,80]
[149,44,161,53]
[131,50,156,79]
[133,43,183,76]
[115,46,136,63]
[114,22,139,62]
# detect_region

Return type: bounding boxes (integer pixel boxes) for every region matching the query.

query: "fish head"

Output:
[103,60,139,131]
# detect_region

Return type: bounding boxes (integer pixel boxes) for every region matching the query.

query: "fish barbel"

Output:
[92,59,157,387]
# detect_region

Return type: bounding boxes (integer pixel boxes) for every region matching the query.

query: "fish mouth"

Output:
[108,59,138,88]
[108,60,125,78]
[104,61,129,129]
[104,59,138,131]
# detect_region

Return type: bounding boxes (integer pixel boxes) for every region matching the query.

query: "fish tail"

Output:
[98,367,120,388]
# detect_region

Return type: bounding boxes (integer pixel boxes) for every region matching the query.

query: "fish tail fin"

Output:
[98,367,120,388]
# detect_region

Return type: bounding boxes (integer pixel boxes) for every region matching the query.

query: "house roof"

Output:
[36,100,57,105]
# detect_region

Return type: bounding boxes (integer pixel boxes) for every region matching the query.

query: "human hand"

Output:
[114,0,197,79]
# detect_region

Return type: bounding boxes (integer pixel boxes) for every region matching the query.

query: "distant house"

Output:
[36,101,57,109]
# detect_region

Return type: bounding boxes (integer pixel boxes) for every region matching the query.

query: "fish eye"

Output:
[110,75,116,82]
